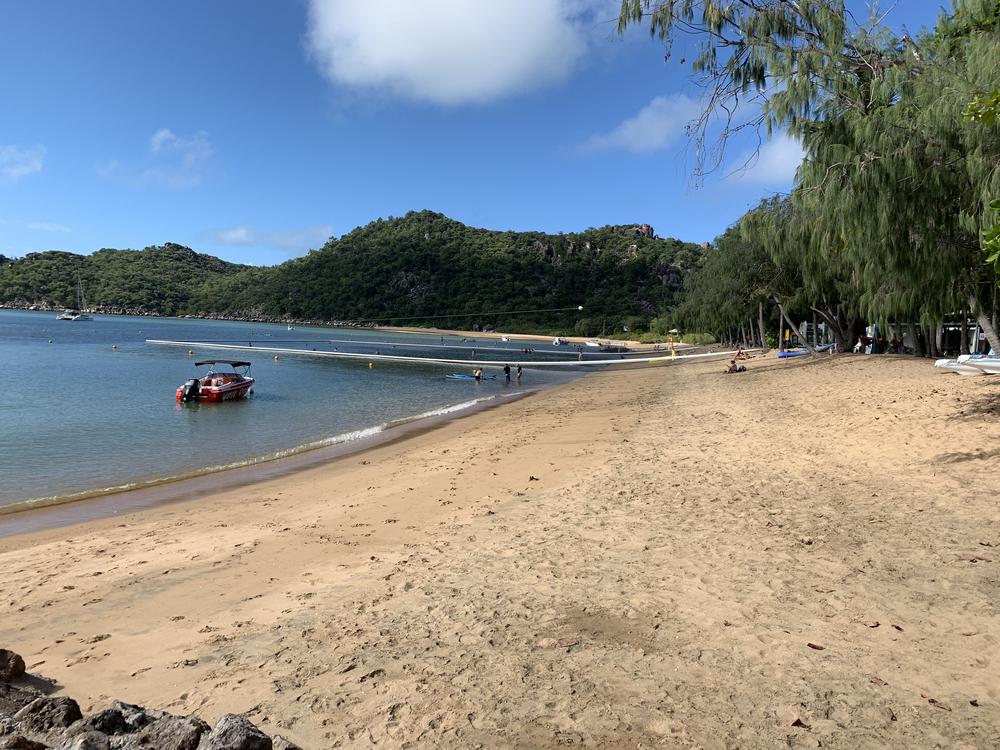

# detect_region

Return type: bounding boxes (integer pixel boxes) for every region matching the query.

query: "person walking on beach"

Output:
[503,363,511,383]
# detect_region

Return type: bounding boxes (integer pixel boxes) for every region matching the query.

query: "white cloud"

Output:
[268,226,335,251]
[216,225,256,245]
[0,144,45,182]
[148,129,213,167]
[214,224,334,254]
[581,94,702,154]
[27,221,71,233]
[305,0,605,105]
[100,129,213,189]
[725,133,805,185]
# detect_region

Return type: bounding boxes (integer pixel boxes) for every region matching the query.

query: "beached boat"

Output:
[968,357,1000,375]
[552,337,567,346]
[176,360,255,402]
[934,355,987,375]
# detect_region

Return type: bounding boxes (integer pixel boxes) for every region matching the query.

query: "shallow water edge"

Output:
[0,385,550,539]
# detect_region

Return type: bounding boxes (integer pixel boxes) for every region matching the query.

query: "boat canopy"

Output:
[195,360,252,368]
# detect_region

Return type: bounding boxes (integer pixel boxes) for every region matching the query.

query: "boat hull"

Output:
[971,359,1000,375]
[934,358,984,375]
[175,378,255,402]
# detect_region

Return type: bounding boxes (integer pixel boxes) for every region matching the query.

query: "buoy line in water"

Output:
[168,337,593,357]
[146,339,755,368]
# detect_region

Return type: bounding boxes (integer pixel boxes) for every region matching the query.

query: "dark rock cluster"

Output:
[0,650,300,750]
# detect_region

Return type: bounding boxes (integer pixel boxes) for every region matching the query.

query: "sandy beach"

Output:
[2,355,999,748]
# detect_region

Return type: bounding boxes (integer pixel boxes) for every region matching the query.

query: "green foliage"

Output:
[680,332,716,345]
[985,199,1000,272]
[0,213,704,332]
[191,211,702,330]
[965,89,1000,125]
[621,0,1000,352]
[0,244,249,315]
[674,213,788,336]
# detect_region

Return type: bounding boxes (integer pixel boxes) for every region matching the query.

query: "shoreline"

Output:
[0,382,555,538]
[1,306,664,350]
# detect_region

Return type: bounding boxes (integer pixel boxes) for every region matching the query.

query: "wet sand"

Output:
[1,355,998,748]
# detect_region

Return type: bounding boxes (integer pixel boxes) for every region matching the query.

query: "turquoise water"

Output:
[0,310,575,509]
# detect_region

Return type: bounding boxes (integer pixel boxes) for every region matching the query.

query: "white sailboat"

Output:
[57,277,93,321]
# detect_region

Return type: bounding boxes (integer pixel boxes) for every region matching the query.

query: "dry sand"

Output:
[1,355,999,748]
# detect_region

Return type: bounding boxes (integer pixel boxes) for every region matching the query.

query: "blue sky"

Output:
[1,0,946,266]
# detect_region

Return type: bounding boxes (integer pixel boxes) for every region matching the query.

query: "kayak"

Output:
[446,373,497,380]
[777,349,809,358]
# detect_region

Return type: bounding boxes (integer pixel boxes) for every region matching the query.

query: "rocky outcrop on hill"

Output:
[617,224,655,238]
[0,650,301,750]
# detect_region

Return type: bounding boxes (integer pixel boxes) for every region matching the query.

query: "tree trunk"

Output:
[935,323,945,357]
[758,301,768,351]
[908,322,925,357]
[969,294,1000,354]
[960,309,969,355]
[774,298,816,353]
[810,306,847,352]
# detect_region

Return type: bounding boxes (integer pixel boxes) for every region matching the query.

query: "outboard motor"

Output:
[180,378,200,402]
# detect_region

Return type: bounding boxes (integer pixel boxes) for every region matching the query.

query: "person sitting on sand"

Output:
[725,360,747,374]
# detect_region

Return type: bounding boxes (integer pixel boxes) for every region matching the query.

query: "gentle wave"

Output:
[0,394,503,518]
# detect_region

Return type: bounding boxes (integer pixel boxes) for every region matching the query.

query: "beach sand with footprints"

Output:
[2,355,999,748]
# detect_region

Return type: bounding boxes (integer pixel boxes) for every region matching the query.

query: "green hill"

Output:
[0,243,249,316]
[0,211,704,333]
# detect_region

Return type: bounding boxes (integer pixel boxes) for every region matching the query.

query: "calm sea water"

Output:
[0,311,575,509]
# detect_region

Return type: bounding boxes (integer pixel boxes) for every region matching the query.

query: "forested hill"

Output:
[0,211,704,333]
[0,244,249,316]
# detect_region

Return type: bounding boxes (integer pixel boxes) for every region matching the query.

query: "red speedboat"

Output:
[176,360,255,403]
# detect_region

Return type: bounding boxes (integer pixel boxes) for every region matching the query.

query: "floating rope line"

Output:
[167,337,590,357]
[146,339,753,368]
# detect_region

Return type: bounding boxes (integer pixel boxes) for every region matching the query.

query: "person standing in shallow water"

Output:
[503,364,511,383]
[516,364,522,382]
